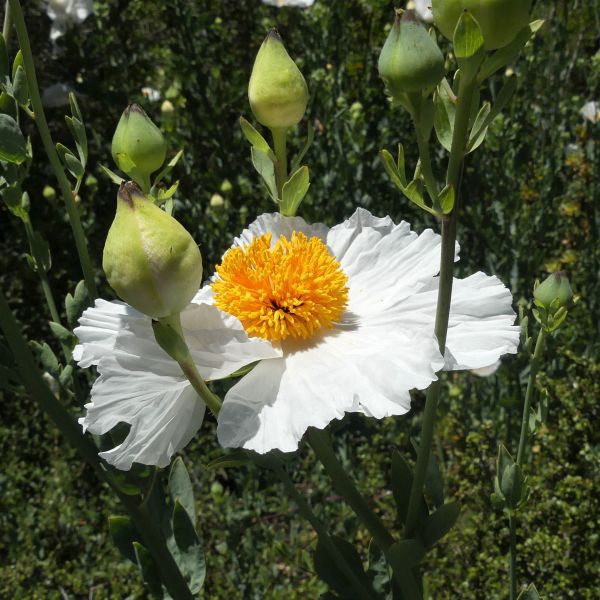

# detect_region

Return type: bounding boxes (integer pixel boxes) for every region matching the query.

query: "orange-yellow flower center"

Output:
[212,232,348,341]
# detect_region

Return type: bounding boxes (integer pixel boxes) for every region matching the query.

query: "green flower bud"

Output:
[42,185,56,202]
[432,0,532,50]
[534,272,574,309]
[378,10,445,98]
[248,29,308,129]
[111,104,167,191]
[103,182,202,319]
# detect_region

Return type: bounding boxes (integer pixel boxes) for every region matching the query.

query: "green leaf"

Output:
[379,148,406,190]
[133,542,165,599]
[28,230,51,273]
[108,515,139,564]
[49,321,76,345]
[0,34,8,82]
[518,584,541,600]
[11,50,23,80]
[478,21,544,82]
[391,450,413,524]
[206,450,251,470]
[99,163,125,185]
[56,143,84,180]
[157,181,179,202]
[314,535,368,598]
[386,540,425,598]
[468,77,518,153]
[152,149,184,188]
[404,180,436,216]
[65,115,88,167]
[433,82,456,153]
[453,11,484,59]
[290,121,314,172]
[168,457,195,525]
[439,185,455,214]
[240,116,276,162]
[422,502,460,548]
[0,113,27,164]
[68,91,83,123]
[172,500,206,593]
[65,280,89,329]
[12,65,29,107]
[281,166,310,216]
[1,185,28,221]
[251,146,278,202]
[31,341,60,377]
[58,364,73,387]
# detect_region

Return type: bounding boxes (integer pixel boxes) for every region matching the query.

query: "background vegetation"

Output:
[1,0,598,597]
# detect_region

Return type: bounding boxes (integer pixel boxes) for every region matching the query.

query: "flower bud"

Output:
[43,185,56,202]
[248,29,308,129]
[111,104,167,190]
[432,0,532,50]
[534,272,574,309]
[103,182,202,319]
[378,10,445,98]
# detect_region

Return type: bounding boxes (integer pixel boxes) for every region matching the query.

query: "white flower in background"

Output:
[141,87,161,102]
[210,209,520,453]
[580,101,599,124]
[42,82,72,107]
[74,300,280,469]
[46,0,93,41]
[471,360,501,377]
[261,0,315,7]
[407,0,434,23]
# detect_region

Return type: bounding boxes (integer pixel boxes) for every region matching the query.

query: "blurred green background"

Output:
[1,0,599,597]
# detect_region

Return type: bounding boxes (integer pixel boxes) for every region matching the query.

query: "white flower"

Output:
[42,83,72,108]
[580,101,599,124]
[74,299,280,469]
[408,0,434,23]
[141,87,161,102]
[261,0,315,7]
[210,209,520,454]
[46,0,93,41]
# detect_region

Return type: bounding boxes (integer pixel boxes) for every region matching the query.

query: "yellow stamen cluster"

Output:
[212,232,349,341]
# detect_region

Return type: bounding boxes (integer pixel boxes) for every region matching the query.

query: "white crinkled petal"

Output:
[218,319,443,454]
[75,297,280,469]
[396,272,520,371]
[261,0,315,7]
[232,212,329,249]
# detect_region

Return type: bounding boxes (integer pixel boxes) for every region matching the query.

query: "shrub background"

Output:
[1,0,599,597]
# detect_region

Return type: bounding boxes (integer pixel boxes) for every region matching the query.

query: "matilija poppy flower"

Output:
[75,209,519,469]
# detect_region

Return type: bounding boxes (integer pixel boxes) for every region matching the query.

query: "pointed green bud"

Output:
[248,29,308,129]
[378,10,445,98]
[432,0,532,50]
[103,182,202,319]
[534,272,574,310]
[111,104,167,191]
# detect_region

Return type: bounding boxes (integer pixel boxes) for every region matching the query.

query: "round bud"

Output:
[111,104,167,189]
[432,0,532,50]
[248,29,309,129]
[534,272,574,309]
[103,182,202,318]
[378,11,445,97]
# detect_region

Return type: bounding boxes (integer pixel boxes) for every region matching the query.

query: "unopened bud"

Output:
[248,29,308,129]
[378,10,445,98]
[432,0,532,50]
[210,193,225,209]
[43,185,56,202]
[534,272,574,309]
[103,182,202,318]
[161,99,174,114]
[111,104,167,191]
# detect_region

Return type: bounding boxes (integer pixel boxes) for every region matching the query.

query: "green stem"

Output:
[2,0,12,47]
[404,74,478,539]
[0,292,193,600]
[271,464,378,600]
[508,513,518,600]
[516,328,546,465]
[155,313,222,417]
[272,126,288,200]
[9,0,98,300]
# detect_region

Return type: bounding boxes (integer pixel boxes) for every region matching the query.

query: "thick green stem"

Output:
[2,0,12,46]
[155,313,222,417]
[271,464,377,600]
[272,126,288,200]
[8,0,98,300]
[516,328,546,465]
[508,513,518,600]
[0,292,193,600]
[404,75,478,539]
